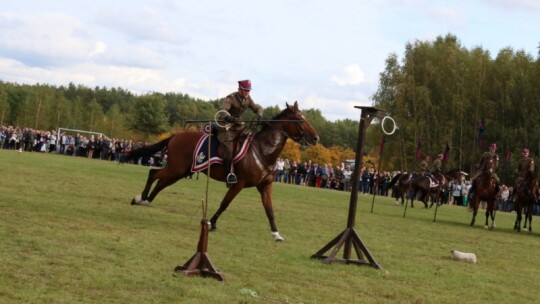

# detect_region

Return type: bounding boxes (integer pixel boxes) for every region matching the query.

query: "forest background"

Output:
[1,34,539,185]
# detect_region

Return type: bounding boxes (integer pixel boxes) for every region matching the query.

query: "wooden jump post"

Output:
[174,121,224,281]
[312,106,387,269]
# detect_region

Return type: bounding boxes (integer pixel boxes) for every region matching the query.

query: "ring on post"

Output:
[214,110,230,128]
[381,116,397,135]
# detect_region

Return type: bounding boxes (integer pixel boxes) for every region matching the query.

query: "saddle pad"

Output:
[191,133,254,172]
[428,176,439,188]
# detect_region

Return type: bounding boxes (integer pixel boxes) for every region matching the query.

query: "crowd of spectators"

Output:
[0,125,162,166]
[273,157,392,196]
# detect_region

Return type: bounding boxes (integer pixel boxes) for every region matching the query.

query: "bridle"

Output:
[276,112,308,144]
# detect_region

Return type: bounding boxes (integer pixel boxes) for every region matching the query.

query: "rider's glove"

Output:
[225,116,238,123]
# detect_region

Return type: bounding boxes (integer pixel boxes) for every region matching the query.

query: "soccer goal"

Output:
[56,128,107,154]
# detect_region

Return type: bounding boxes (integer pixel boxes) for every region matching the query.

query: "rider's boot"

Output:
[224,158,237,185]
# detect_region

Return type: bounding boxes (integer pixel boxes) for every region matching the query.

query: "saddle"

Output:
[191,131,254,173]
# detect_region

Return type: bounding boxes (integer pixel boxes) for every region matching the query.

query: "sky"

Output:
[1,0,539,121]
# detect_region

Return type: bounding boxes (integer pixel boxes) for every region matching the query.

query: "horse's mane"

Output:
[257,107,295,133]
[272,107,294,120]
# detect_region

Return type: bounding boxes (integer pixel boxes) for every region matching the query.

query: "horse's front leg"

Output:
[514,205,522,232]
[526,208,533,232]
[257,183,283,241]
[484,209,492,229]
[209,184,243,231]
[421,192,428,208]
[470,198,478,226]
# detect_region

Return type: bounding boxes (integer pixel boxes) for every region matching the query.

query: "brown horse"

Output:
[513,170,539,232]
[387,173,438,208]
[126,101,319,241]
[469,157,498,229]
[388,173,411,206]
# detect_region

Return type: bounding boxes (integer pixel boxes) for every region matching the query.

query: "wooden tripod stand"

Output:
[174,219,224,280]
[174,122,224,281]
[311,106,385,268]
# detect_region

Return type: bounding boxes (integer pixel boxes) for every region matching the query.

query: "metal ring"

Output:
[381,116,397,135]
[214,110,230,128]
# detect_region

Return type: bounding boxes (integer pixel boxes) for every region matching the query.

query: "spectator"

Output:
[499,185,509,211]
[451,180,463,206]
[283,159,290,183]
[342,166,352,192]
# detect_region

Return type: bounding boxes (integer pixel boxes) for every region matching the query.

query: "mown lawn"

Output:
[1,149,539,304]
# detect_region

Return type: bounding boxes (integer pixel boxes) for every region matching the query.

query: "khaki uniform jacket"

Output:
[515,156,535,184]
[217,92,263,156]
[419,160,429,174]
[432,159,442,173]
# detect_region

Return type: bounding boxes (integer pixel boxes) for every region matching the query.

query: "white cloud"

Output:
[487,0,540,11]
[89,41,107,58]
[331,64,366,86]
[301,93,372,121]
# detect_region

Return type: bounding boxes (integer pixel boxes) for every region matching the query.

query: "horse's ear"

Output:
[286,101,292,109]
[293,101,299,110]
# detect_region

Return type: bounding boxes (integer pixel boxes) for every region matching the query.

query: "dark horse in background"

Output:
[469,156,499,229]
[125,102,320,241]
[388,173,411,206]
[388,170,456,208]
[388,173,434,208]
[513,169,539,232]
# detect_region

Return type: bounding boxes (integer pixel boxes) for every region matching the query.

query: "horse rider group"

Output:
[467,143,536,201]
[216,79,263,186]
[417,154,444,184]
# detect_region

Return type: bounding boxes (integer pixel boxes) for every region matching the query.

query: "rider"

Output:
[431,153,444,183]
[514,148,535,193]
[418,155,430,177]
[468,143,500,199]
[217,79,263,185]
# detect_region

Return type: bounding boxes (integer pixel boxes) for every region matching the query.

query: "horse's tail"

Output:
[123,136,173,163]
[387,173,402,188]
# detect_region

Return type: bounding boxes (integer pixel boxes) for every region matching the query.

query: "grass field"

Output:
[1,149,540,304]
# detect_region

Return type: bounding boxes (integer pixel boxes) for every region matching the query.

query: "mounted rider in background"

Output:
[431,153,444,183]
[513,148,535,195]
[418,155,430,177]
[216,79,263,185]
[468,143,500,199]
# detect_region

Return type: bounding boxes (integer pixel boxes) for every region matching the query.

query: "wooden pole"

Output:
[312,107,386,268]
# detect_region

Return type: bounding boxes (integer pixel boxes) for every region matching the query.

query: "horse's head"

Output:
[273,101,320,145]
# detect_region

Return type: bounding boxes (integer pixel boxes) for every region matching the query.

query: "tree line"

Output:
[0,81,358,164]
[371,34,540,185]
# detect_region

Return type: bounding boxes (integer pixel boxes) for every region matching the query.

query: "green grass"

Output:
[1,149,540,304]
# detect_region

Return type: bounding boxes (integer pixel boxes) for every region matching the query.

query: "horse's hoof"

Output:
[484,225,489,229]
[130,195,150,206]
[131,195,142,205]
[271,231,284,242]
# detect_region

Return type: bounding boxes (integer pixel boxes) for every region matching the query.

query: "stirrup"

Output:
[226,173,237,184]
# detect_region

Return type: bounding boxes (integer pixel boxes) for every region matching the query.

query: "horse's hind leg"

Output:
[146,175,183,202]
[209,184,243,231]
[132,167,186,205]
[526,207,533,232]
[132,168,160,205]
